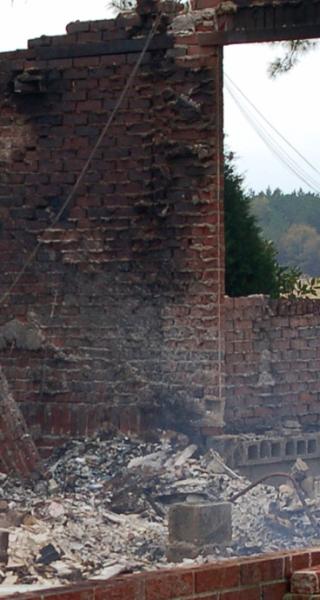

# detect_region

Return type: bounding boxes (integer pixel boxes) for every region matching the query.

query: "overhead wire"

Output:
[225,75,320,194]
[225,73,320,179]
[225,81,320,193]
[225,79,320,193]
[0,13,161,307]
[225,80,320,193]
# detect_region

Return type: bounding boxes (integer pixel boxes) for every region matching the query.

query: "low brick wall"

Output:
[5,548,320,600]
[225,296,320,433]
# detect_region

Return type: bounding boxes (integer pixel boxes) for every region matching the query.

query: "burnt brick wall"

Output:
[7,548,320,600]
[225,296,320,433]
[0,366,41,476]
[0,7,224,455]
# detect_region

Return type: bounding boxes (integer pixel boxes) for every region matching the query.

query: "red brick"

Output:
[291,567,320,595]
[240,557,284,585]
[220,588,260,600]
[262,581,289,600]
[285,554,311,577]
[76,100,102,112]
[44,589,94,600]
[73,56,100,67]
[175,34,199,45]
[95,580,144,600]
[99,54,126,65]
[311,553,320,567]
[145,572,193,600]
[195,565,240,593]
[77,32,102,42]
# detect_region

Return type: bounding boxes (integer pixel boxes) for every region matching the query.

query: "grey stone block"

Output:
[168,502,232,547]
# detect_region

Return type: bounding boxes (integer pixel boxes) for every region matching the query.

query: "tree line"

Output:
[224,155,320,298]
[250,188,320,277]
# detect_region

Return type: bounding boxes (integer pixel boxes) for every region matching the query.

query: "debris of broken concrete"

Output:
[0,431,320,589]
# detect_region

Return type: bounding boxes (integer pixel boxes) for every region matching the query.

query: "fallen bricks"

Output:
[291,565,320,595]
[1,431,320,588]
[284,564,320,599]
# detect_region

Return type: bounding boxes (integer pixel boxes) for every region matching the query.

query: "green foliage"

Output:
[268,40,318,78]
[225,153,279,297]
[278,223,320,277]
[224,154,319,298]
[276,265,320,299]
[274,264,301,296]
[250,188,320,277]
[289,276,320,299]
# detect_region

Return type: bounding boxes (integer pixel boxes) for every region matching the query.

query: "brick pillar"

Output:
[155,26,225,433]
[0,367,41,477]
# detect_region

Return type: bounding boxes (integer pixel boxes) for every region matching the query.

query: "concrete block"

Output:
[168,502,232,546]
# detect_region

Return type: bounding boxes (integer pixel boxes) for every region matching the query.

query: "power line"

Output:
[225,79,320,193]
[225,72,320,179]
[225,82,320,193]
[226,82,320,193]
[225,79,320,191]
[225,77,320,192]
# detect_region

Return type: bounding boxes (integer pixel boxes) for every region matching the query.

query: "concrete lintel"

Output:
[197,26,320,46]
[194,0,320,46]
[36,35,173,61]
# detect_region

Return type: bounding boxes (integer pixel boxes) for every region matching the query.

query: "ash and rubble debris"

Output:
[0,431,319,588]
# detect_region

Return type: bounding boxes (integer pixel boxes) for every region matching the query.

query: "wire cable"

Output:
[226,83,320,193]
[226,81,320,191]
[225,80,320,194]
[225,80,320,191]
[226,77,320,193]
[0,14,161,307]
[225,72,320,179]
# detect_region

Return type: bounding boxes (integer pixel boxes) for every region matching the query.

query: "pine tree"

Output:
[224,154,280,297]
[269,40,318,78]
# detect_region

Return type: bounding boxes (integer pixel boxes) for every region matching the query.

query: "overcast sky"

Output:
[0,0,319,194]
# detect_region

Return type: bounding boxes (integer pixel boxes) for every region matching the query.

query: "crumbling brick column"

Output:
[0,367,40,477]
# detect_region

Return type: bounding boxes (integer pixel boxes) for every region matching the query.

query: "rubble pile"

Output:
[0,431,320,589]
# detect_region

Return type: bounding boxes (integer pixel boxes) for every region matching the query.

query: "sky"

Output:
[0,0,319,194]
[224,43,320,194]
